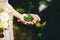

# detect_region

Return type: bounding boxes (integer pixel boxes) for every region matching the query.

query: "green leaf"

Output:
[36,22,41,28]
[38,32,42,37]
[16,8,25,13]
[41,21,46,27]
[24,14,34,22]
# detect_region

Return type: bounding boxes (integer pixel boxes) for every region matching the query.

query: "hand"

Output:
[30,14,41,24]
[17,14,41,25]
[17,14,34,25]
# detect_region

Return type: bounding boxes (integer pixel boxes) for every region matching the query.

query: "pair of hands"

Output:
[17,14,41,25]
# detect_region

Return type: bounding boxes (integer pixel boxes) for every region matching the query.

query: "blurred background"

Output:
[8,0,59,40]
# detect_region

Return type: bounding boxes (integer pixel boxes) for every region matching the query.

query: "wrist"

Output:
[16,13,22,18]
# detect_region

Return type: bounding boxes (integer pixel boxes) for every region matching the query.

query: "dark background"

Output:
[9,0,60,40]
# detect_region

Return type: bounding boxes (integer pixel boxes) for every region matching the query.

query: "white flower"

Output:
[39,4,47,12]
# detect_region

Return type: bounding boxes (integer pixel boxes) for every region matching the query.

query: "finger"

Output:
[31,23,34,25]
[33,21,36,24]
[23,22,30,25]
[32,20,37,24]
[33,18,39,24]
[27,22,34,25]
[22,21,28,25]
[17,19,22,22]
[25,22,30,24]
[24,23,28,25]
[29,22,34,25]
[17,20,20,22]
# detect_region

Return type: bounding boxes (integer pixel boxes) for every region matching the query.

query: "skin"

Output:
[0,0,41,36]
[8,4,40,25]
[0,0,40,25]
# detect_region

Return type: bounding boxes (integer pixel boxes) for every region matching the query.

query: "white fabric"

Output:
[0,2,14,40]
[0,0,8,9]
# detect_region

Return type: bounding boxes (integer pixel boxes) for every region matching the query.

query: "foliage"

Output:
[24,14,34,22]
[16,1,47,27]
[16,1,47,38]
[16,8,25,14]
[36,21,46,28]
[38,32,42,37]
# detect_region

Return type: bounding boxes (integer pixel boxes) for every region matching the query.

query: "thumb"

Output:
[17,19,21,22]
